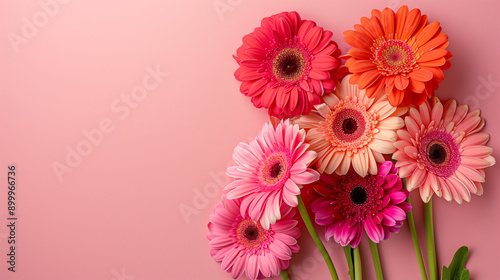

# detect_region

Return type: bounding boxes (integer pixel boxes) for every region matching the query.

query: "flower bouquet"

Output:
[207,7,495,280]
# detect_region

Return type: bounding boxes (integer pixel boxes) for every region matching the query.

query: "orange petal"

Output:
[349,73,361,84]
[344,30,373,49]
[366,77,385,98]
[381,7,395,39]
[401,8,422,40]
[412,90,428,105]
[395,75,410,90]
[415,21,440,46]
[371,9,382,19]
[349,60,377,72]
[365,17,384,39]
[348,48,373,59]
[354,24,376,40]
[419,33,448,53]
[409,68,433,82]
[422,67,444,82]
[394,5,409,40]
[419,57,446,67]
[409,77,425,93]
[358,70,381,89]
[418,49,448,63]
[413,14,428,35]
[387,88,404,106]
[440,60,452,70]
[345,58,356,68]
[385,75,396,88]
[360,16,371,26]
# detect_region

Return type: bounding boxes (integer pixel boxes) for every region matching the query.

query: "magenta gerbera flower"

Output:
[393,98,495,203]
[224,119,319,229]
[207,198,301,280]
[309,161,411,248]
[234,11,342,118]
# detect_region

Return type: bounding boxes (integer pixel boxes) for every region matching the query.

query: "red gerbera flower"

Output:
[234,11,342,118]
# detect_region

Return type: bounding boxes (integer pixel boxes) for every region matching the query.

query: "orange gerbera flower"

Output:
[343,6,452,107]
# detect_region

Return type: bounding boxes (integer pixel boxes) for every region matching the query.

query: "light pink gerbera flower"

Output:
[207,198,301,280]
[224,119,319,229]
[309,161,411,248]
[393,98,495,203]
[234,11,342,118]
[294,74,406,177]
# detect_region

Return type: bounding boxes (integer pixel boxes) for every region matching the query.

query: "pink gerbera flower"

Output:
[234,11,342,118]
[393,98,495,203]
[294,74,406,177]
[224,119,319,229]
[207,198,301,280]
[309,161,411,248]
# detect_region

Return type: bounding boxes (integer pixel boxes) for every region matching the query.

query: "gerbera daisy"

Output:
[293,74,406,177]
[234,11,342,118]
[393,98,495,203]
[207,198,301,280]
[343,6,452,106]
[224,119,319,229]
[309,161,411,247]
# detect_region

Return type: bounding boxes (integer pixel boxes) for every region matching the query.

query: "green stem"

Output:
[404,179,428,280]
[280,269,290,280]
[425,198,438,280]
[297,195,339,280]
[368,240,383,280]
[353,246,362,280]
[343,246,355,280]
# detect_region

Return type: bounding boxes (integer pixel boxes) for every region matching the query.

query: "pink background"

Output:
[0,0,499,279]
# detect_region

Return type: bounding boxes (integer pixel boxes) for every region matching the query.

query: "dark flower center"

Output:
[342,118,358,134]
[350,186,368,205]
[279,55,300,75]
[270,162,282,178]
[244,225,259,241]
[273,48,306,82]
[428,143,446,165]
[332,108,367,142]
[419,131,461,178]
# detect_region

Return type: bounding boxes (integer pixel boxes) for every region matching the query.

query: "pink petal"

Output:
[407,167,427,191]
[290,169,320,184]
[461,145,493,157]
[230,254,246,279]
[246,254,260,280]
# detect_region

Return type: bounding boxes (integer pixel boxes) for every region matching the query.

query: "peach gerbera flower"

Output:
[294,75,406,177]
[343,6,452,107]
[394,98,495,203]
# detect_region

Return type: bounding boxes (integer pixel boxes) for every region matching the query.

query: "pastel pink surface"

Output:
[0,0,499,279]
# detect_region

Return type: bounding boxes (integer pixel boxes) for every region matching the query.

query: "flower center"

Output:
[332,108,367,142]
[258,152,290,190]
[269,162,283,178]
[428,143,447,165]
[342,118,358,134]
[244,224,259,241]
[350,186,368,205]
[373,39,416,75]
[328,173,383,221]
[418,129,461,178]
[236,219,268,248]
[273,48,306,82]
